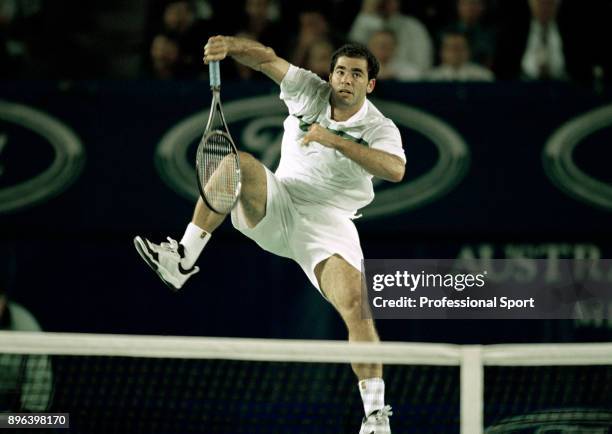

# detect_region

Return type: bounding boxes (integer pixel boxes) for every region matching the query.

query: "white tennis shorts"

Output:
[230,167,363,294]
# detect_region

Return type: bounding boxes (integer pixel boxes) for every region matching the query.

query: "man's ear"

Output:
[367,78,376,94]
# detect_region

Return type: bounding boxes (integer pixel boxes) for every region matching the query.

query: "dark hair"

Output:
[439,27,469,45]
[330,43,380,80]
[371,28,398,43]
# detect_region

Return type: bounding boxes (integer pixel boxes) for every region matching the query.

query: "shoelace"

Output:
[373,405,393,422]
[160,237,180,255]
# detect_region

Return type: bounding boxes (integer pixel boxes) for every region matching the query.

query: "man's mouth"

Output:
[339,89,353,95]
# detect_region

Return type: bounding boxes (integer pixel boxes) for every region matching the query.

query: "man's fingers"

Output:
[203,54,224,64]
[203,46,227,64]
[203,36,228,63]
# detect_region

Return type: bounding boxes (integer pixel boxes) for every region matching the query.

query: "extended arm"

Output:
[204,36,290,85]
[302,125,405,183]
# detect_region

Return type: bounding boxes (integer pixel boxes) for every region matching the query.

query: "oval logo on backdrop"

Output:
[155,95,469,220]
[543,103,612,211]
[0,100,85,214]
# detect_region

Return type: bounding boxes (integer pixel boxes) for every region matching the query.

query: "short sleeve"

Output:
[369,124,406,162]
[280,65,329,120]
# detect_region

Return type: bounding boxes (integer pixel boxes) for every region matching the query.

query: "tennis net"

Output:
[0,332,611,433]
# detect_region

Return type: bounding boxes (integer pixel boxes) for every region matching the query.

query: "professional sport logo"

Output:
[155,95,470,220]
[543,103,612,211]
[0,101,85,214]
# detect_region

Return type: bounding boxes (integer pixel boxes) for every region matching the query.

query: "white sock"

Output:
[179,222,211,268]
[359,377,385,416]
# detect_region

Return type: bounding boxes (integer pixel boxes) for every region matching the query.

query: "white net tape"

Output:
[1,331,611,434]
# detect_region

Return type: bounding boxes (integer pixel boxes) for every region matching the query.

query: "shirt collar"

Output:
[326,98,369,126]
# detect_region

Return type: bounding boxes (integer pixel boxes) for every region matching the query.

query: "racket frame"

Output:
[195,62,242,214]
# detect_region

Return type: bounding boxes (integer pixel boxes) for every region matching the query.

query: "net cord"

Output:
[1,332,610,366]
[1,331,611,434]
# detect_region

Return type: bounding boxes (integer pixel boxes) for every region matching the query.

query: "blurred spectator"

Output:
[521,0,566,80]
[0,0,43,78]
[236,0,285,54]
[143,0,210,78]
[428,30,494,81]
[443,0,496,68]
[0,244,53,412]
[223,0,286,80]
[304,38,335,80]
[161,1,208,76]
[0,0,20,76]
[289,6,343,70]
[493,0,594,81]
[149,33,184,79]
[164,1,197,34]
[348,0,434,74]
[367,29,421,81]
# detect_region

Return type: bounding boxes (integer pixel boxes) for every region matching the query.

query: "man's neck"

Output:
[331,100,365,122]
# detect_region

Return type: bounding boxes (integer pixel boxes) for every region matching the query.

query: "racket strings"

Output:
[197,131,240,213]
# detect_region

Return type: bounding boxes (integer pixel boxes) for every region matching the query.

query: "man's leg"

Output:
[315,254,391,433]
[182,151,268,265]
[134,151,268,289]
[315,254,381,379]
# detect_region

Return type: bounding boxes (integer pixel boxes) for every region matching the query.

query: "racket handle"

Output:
[209,61,221,88]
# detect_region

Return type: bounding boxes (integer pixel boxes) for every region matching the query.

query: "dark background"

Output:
[1,79,611,344]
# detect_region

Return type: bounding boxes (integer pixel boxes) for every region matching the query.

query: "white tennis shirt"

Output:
[275,65,406,218]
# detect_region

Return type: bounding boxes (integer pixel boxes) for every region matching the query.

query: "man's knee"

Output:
[334,288,362,318]
[317,256,364,318]
[236,151,267,226]
[238,152,261,180]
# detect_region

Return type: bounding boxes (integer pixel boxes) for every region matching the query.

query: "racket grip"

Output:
[209,61,221,87]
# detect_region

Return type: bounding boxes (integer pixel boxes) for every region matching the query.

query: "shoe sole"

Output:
[133,236,180,291]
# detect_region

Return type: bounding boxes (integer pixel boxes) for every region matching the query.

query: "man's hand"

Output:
[302,123,405,182]
[203,35,231,64]
[301,124,340,149]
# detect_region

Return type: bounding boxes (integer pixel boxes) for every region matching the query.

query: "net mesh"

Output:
[196,130,240,214]
[2,355,458,434]
[484,365,612,432]
[1,333,611,434]
[0,353,53,412]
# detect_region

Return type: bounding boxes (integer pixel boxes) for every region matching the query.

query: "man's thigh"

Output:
[237,151,267,228]
[314,254,362,312]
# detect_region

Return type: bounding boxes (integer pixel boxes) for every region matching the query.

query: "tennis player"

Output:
[135,35,405,434]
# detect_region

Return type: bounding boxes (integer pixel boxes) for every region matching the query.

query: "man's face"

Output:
[329,56,375,109]
[307,40,334,79]
[246,0,269,21]
[164,2,194,33]
[368,31,396,64]
[441,34,470,68]
[379,0,400,17]
[151,35,180,69]
[530,0,558,24]
[458,0,484,26]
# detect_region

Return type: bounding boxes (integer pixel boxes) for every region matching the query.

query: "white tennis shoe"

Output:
[359,405,393,434]
[133,236,199,290]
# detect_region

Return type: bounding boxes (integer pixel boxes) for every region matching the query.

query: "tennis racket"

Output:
[195,60,241,214]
